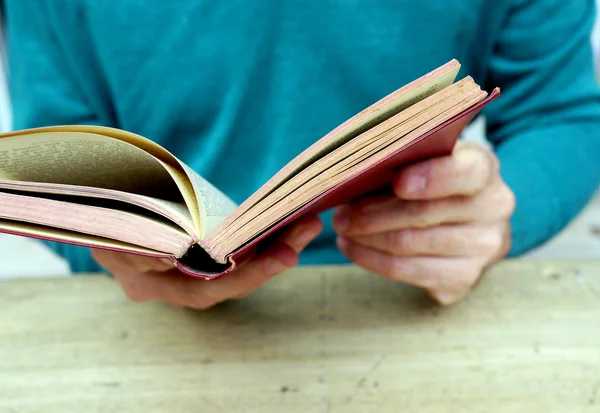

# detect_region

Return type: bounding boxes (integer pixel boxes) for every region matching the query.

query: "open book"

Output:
[0,60,499,278]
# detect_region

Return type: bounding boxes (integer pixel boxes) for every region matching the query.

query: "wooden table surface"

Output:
[1,260,599,412]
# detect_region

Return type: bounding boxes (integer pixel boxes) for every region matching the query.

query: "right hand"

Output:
[92,214,323,310]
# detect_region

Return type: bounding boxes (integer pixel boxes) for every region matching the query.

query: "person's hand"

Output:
[332,140,515,305]
[92,214,323,309]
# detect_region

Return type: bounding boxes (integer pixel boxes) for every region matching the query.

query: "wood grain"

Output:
[1,260,599,412]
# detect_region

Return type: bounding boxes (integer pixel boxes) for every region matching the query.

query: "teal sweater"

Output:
[5,0,600,273]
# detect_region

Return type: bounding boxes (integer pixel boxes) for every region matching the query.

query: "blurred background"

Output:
[0,6,599,278]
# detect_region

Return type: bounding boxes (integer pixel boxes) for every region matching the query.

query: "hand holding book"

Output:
[92,214,323,308]
[94,139,514,308]
[333,140,515,305]
[0,59,501,281]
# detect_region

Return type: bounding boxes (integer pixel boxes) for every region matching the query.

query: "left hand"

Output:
[332,140,515,305]
[93,214,323,310]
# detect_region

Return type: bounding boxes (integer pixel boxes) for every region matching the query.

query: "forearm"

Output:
[496,122,600,256]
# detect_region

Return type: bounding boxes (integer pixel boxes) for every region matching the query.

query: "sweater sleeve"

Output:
[5,0,112,273]
[482,0,600,256]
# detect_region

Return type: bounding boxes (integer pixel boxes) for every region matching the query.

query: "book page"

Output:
[207,88,488,260]
[1,125,238,239]
[211,60,461,238]
[0,179,197,238]
[2,126,204,235]
[0,190,194,256]
[206,77,474,250]
[294,64,461,168]
[178,163,238,240]
[0,132,181,199]
[45,126,236,239]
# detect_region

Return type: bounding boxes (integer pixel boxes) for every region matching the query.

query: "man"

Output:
[5,0,600,307]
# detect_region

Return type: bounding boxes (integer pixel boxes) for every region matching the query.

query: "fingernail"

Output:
[265,258,288,275]
[289,225,311,243]
[333,207,350,232]
[295,226,318,246]
[405,174,427,194]
[285,224,319,254]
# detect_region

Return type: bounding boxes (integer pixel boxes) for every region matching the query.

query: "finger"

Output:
[115,241,300,309]
[393,141,499,200]
[195,241,301,304]
[336,237,483,305]
[92,249,175,273]
[277,214,324,254]
[347,223,506,257]
[333,179,515,236]
[108,215,322,309]
[111,267,191,305]
[226,217,322,301]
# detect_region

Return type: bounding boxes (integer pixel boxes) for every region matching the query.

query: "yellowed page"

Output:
[211,60,461,238]
[1,126,236,239]
[0,127,201,234]
[62,126,237,238]
[0,132,180,197]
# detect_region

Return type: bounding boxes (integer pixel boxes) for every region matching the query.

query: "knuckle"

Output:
[472,175,489,194]
[475,229,504,253]
[431,230,453,253]
[489,152,501,175]
[388,230,412,253]
[352,204,374,231]
[460,147,487,173]
[494,185,516,218]
[407,201,433,227]
[457,147,498,193]
[472,156,492,190]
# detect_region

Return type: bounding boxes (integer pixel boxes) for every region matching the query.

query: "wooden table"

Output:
[1,260,599,412]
